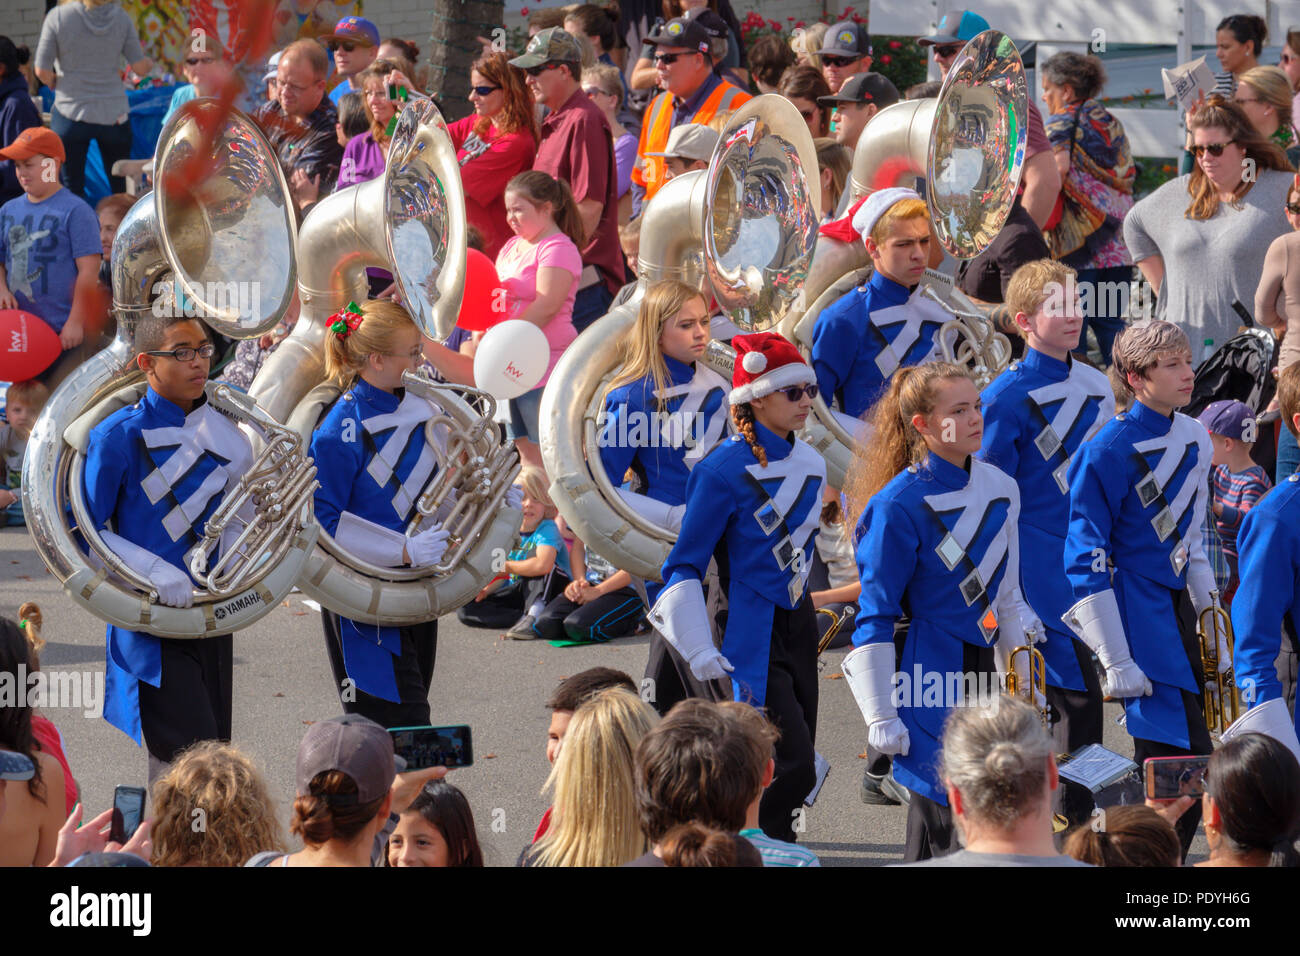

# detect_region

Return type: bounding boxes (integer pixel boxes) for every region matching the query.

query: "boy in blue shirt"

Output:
[0,127,103,386]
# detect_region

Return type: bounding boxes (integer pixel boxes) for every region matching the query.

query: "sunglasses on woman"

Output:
[185,56,216,66]
[775,384,819,401]
[1286,201,1300,214]
[821,54,860,67]
[1190,142,1234,157]
[470,85,501,96]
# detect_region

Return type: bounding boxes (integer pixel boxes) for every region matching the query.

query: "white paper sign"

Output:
[1162,56,1216,113]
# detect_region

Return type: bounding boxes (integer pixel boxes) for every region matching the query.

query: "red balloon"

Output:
[0,309,62,382]
[456,248,509,332]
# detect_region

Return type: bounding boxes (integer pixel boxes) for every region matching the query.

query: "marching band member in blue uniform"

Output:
[1061,320,1214,855]
[1231,363,1300,757]
[649,331,825,841]
[84,314,253,781]
[311,300,457,728]
[841,361,1041,861]
[977,260,1114,819]
[811,188,951,426]
[599,279,732,714]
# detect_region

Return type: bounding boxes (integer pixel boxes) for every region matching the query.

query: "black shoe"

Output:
[504,614,538,640]
[880,772,912,806]
[860,768,901,806]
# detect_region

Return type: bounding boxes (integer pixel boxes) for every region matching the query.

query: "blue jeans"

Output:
[1074,265,1133,367]
[1277,422,1300,483]
[50,107,134,200]
[572,282,615,335]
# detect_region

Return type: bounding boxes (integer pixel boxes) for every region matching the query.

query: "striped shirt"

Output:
[739,828,821,867]
[1210,463,1271,570]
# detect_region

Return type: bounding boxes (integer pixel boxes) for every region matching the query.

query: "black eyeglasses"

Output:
[145,343,216,362]
[821,54,861,67]
[775,384,819,401]
[470,85,501,96]
[524,63,559,77]
[933,44,963,58]
[1286,201,1300,214]
[1190,141,1234,157]
[327,41,358,53]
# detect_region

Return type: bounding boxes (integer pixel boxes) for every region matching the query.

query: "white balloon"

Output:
[473,319,549,400]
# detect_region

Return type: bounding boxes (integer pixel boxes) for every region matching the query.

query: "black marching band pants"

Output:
[139,634,233,765]
[321,611,439,729]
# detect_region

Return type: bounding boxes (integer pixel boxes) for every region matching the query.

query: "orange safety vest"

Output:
[634,81,752,200]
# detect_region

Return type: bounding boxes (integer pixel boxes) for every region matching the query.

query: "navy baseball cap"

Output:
[646,17,713,54]
[819,72,900,108]
[1198,400,1256,442]
[918,10,991,46]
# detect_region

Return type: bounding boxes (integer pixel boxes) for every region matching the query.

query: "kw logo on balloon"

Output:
[504,362,524,381]
[8,330,23,352]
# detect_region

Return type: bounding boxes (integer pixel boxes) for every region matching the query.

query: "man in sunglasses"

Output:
[632,16,750,205]
[918,9,1061,231]
[817,21,874,94]
[324,16,380,107]
[510,28,623,333]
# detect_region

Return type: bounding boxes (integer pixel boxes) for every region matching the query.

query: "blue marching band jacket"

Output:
[979,348,1115,691]
[1231,472,1300,743]
[658,421,827,706]
[850,453,1038,804]
[811,271,951,422]
[83,387,253,744]
[1062,400,1215,749]
[310,378,448,703]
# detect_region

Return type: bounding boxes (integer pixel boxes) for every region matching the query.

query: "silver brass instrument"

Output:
[778,30,1027,485]
[1199,591,1243,734]
[23,100,316,636]
[540,95,821,580]
[254,97,522,624]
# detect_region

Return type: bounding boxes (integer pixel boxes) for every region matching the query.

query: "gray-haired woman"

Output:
[902,696,1090,867]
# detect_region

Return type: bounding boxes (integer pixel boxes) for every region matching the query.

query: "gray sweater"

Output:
[1123,168,1292,354]
[35,1,145,126]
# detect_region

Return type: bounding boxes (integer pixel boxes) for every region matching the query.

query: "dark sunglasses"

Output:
[524,62,559,77]
[145,343,216,362]
[184,56,216,66]
[1286,201,1300,214]
[821,54,860,67]
[1191,141,1234,157]
[327,41,359,53]
[470,84,501,96]
[774,384,819,401]
[654,52,697,66]
[934,44,963,58]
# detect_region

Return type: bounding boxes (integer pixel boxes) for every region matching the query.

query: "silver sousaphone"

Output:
[540,94,820,580]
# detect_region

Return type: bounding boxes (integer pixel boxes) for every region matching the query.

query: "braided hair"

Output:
[731,403,767,467]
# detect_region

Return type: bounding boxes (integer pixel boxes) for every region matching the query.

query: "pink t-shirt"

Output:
[496,231,582,386]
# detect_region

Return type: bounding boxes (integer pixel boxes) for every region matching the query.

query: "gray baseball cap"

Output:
[646,123,719,162]
[296,714,402,804]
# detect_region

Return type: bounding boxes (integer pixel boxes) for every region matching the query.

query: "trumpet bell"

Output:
[705,94,821,332]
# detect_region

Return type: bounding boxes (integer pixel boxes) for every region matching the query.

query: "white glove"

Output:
[405,525,451,567]
[842,642,910,756]
[505,485,523,511]
[100,530,193,608]
[1063,590,1152,699]
[616,488,685,532]
[648,578,733,683]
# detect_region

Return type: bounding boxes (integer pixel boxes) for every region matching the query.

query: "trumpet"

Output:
[1004,625,1049,728]
[1199,591,1242,734]
[816,605,855,655]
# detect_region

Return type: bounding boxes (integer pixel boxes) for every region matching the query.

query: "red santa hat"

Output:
[729,331,816,405]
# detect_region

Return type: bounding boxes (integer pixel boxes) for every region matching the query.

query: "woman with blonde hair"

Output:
[600,279,731,711]
[1124,96,1293,354]
[841,362,1040,861]
[791,22,829,71]
[1235,65,1300,165]
[151,741,285,867]
[310,299,454,727]
[524,688,658,866]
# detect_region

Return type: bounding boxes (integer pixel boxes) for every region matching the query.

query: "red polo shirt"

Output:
[534,88,624,294]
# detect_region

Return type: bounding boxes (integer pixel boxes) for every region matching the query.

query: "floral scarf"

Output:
[1044,99,1137,262]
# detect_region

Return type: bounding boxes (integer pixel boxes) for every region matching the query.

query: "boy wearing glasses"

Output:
[649,331,825,842]
[325,16,380,107]
[82,313,252,783]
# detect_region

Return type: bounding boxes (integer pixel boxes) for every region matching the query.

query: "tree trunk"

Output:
[427,0,505,122]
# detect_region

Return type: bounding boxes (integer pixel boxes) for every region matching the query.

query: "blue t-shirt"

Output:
[0,187,102,332]
[161,83,198,128]
[509,518,571,582]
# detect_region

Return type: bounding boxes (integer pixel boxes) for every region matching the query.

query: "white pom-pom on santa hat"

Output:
[729,331,816,405]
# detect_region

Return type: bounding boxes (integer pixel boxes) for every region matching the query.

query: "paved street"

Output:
[0,522,1202,865]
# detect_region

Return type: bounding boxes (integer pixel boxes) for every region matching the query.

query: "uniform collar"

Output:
[352,377,401,413]
[919,450,971,489]
[752,418,794,461]
[868,269,913,305]
[1022,346,1070,381]
[664,354,696,384]
[1126,398,1174,436]
[143,385,205,425]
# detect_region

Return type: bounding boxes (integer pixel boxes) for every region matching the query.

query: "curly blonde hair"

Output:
[150,741,285,867]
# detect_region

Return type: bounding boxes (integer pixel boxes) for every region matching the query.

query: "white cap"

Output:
[646,123,719,162]
[852,187,922,241]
